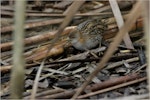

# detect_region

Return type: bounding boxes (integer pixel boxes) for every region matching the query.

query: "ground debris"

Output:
[1,1,148,99]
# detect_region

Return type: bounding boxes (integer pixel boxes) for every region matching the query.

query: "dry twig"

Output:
[30,0,85,99]
[109,0,134,49]
[33,73,142,99]
[142,1,150,97]
[72,1,143,99]
[77,77,147,99]
[10,0,26,99]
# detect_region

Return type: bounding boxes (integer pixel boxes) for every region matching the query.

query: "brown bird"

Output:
[69,19,107,51]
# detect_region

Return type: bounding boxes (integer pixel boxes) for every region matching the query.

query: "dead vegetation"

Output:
[1,0,149,99]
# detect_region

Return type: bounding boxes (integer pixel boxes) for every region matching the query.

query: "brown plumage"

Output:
[69,19,107,50]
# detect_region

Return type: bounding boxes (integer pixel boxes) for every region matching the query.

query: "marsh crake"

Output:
[69,19,107,50]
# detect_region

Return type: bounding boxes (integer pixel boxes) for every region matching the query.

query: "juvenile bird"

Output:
[69,19,107,51]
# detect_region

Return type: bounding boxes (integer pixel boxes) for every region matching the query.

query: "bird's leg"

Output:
[85,48,99,58]
[99,41,101,48]
[101,40,109,47]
